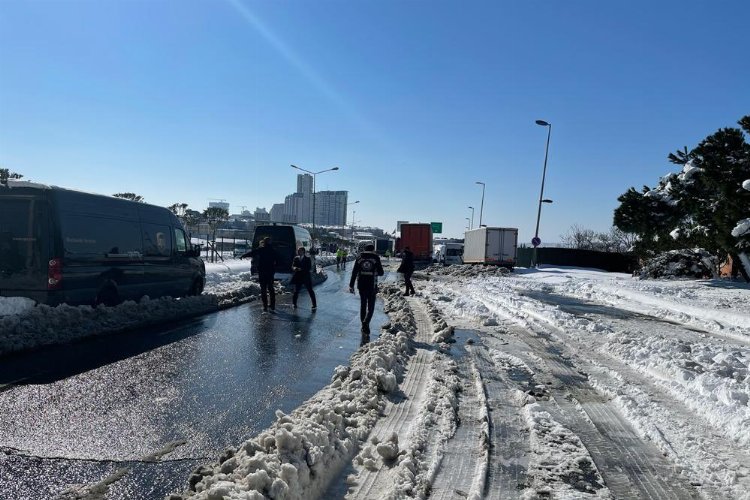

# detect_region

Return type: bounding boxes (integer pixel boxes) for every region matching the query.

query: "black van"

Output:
[251,224,312,274]
[0,181,205,306]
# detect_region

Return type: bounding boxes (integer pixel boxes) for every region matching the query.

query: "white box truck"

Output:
[463,227,518,268]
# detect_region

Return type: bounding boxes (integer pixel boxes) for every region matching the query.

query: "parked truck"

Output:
[396,223,433,261]
[463,227,518,269]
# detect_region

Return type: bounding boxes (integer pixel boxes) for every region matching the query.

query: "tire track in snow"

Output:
[344,299,436,499]
[494,286,750,498]
[429,345,488,500]
[471,345,530,499]
[432,280,702,499]
[489,320,702,500]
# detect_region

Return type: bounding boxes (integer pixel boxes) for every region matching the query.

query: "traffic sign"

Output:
[531,236,541,247]
[430,222,443,234]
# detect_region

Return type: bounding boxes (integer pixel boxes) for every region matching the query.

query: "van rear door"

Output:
[0,195,49,296]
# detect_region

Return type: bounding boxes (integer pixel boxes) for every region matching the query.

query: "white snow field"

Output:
[172,263,750,500]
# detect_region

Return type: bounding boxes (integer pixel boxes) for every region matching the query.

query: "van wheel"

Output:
[188,278,203,296]
[96,287,120,307]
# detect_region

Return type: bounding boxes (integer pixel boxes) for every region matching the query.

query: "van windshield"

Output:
[0,197,47,280]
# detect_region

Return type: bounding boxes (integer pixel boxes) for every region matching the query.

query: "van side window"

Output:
[174,228,187,253]
[61,214,141,258]
[142,223,172,257]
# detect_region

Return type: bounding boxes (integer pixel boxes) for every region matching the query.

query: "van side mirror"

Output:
[186,244,201,258]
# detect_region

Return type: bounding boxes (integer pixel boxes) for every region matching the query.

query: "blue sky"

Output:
[1,0,748,243]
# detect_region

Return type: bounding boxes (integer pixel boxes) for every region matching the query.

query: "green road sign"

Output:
[430,222,442,234]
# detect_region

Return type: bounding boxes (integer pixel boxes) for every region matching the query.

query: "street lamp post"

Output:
[533,120,552,268]
[468,206,475,230]
[291,164,339,250]
[346,200,360,225]
[465,217,471,231]
[475,182,485,227]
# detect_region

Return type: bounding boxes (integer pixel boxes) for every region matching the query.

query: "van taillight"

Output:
[48,258,63,289]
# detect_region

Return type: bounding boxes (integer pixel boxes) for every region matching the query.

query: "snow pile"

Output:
[349,355,461,498]
[420,263,512,280]
[424,300,455,344]
[522,401,610,499]
[174,288,417,500]
[0,296,35,316]
[0,259,336,356]
[732,218,750,238]
[0,294,219,356]
[638,249,718,279]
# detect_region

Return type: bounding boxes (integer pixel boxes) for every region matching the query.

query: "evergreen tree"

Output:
[0,168,23,184]
[613,115,750,278]
[667,116,750,264]
[113,192,145,202]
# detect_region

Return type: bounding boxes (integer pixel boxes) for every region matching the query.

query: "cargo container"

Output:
[396,223,433,261]
[463,227,518,268]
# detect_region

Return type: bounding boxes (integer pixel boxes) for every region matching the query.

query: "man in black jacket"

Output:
[397,246,416,296]
[241,237,277,311]
[349,244,384,334]
[291,247,317,310]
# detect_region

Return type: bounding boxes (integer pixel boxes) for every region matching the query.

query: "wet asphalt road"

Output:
[0,264,390,499]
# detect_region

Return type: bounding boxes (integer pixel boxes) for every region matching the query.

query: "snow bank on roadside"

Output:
[0,258,334,357]
[173,286,417,500]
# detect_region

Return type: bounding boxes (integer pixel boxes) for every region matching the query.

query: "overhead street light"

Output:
[475,181,485,227]
[468,206,475,230]
[290,164,339,248]
[532,120,552,268]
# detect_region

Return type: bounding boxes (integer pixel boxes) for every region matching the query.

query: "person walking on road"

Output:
[291,247,317,310]
[341,248,349,269]
[241,236,277,311]
[349,244,384,335]
[336,248,344,270]
[397,246,416,296]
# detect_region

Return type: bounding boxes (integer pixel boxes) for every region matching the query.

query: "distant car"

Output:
[0,181,205,306]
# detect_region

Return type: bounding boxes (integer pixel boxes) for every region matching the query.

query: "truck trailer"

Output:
[396,223,433,261]
[463,227,518,268]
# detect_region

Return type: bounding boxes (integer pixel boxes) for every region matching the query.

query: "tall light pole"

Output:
[346,200,360,225]
[533,120,552,268]
[475,181,485,227]
[468,206,475,230]
[290,164,339,249]
[347,200,359,239]
[465,217,471,231]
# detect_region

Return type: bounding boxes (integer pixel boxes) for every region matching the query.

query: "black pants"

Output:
[359,287,376,325]
[259,274,275,309]
[403,271,415,295]
[293,279,317,307]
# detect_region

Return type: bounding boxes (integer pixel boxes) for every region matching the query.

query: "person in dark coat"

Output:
[291,247,317,310]
[349,244,384,334]
[241,236,277,311]
[397,246,416,296]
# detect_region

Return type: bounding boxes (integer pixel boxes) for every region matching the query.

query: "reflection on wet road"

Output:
[0,264,390,499]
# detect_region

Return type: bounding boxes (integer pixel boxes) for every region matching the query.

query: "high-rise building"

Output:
[269,203,285,222]
[297,174,313,195]
[284,192,306,223]
[314,190,348,226]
